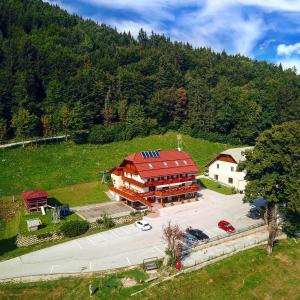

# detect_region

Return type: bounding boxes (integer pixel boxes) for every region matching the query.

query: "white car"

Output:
[135,220,152,231]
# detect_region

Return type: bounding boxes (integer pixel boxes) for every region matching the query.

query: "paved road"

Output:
[0,189,260,280]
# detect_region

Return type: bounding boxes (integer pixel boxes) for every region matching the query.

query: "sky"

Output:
[46,0,300,71]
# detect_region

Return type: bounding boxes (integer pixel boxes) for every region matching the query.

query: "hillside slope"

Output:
[0,132,229,196]
[0,0,300,144]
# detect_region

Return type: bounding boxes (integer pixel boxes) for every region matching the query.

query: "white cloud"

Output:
[277,42,300,56]
[107,20,160,37]
[277,58,300,73]
[47,0,300,58]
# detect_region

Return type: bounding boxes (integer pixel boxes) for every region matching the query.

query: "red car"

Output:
[218,220,236,233]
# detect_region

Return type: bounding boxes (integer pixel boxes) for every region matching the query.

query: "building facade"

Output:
[205,147,253,192]
[109,150,200,209]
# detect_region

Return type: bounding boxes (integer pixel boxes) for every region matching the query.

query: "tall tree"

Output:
[238,121,300,254]
[174,87,188,126]
[11,108,38,138]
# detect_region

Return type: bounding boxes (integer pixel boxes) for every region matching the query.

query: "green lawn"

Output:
[0,132,231,197]
[19,209,81,237]
[48,181,110,207]
[137,239,300,300]
[199,178,237,195]
[0,240,298,300]
[0,267,150,300]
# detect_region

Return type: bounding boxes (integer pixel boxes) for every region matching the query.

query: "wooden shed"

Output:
[23,190,48,212]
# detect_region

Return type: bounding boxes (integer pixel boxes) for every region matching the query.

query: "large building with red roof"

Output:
[109,150,200,209]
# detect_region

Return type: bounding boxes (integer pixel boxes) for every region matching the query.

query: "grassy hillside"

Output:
[0,132,230,196]
[0,240,298,299]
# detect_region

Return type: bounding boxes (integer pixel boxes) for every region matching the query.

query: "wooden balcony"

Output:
[109,185,152,207]
[121,175,196,188]
[154,184,200,197]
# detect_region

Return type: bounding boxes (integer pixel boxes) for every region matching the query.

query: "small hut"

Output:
[23,190,48,212]
[26,218,41,232]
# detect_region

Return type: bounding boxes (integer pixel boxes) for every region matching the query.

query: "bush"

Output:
[60,220,89,237]
[71,130,89,144]
[101,212,115,229]
[37,232,53,239]
[88,125,114,144]
[96,218,103,225]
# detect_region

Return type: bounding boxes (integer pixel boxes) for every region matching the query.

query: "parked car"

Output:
[247,207,263,219]
[218,220,236,233]
[186,227,210,243]
[135,220,152,231]
[204,170,209,176]
[183,232,199,246]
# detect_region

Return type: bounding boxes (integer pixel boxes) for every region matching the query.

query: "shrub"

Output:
[71,130,89,144]
[96,218,103,225]
[88,125,114,144]
[60,220,89,237]
[101,212,115,229]
[37,232,53,239]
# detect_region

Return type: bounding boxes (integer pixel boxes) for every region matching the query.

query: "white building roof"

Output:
[221,147,254,163]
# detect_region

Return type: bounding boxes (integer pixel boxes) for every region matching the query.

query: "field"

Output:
[0,132,230,197]
[199,178,236,195]
[0,240,298,299]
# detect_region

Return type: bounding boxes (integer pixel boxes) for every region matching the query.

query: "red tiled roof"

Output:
[23,190,48,200]
[125,150,199,178]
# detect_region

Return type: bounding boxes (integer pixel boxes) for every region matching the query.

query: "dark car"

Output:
[247,207,263,219]
[183,232,199,246]
[186,227,210,243]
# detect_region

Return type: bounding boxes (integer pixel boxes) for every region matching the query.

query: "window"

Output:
[183,160,187,165]
[231,166,234,172]
[148,163,153,168]
[228,177,233,184]
[175,160,179,166]
[214,174,218,181]
[217,164,219,169]
[163,162,168,167]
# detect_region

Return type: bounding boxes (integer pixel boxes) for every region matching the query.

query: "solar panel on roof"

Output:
[141,150,160,158]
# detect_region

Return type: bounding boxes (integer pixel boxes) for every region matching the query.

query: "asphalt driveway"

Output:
[0,189,261,280]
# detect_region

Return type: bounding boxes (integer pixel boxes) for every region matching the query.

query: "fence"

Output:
[0,135,69,149]
[182,220,265,256]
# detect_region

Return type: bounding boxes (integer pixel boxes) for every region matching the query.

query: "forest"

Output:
[0,0,300,145]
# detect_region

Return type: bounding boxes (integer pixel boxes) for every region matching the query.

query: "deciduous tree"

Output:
[238,121,300,254]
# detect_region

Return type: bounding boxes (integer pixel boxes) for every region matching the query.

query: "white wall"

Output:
[208,160,247,191]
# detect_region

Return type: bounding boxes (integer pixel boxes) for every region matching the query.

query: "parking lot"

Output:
[72,202,134,222]
[0,189,262,280]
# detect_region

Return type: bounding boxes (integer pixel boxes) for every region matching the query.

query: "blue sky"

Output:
[47,0,300,71]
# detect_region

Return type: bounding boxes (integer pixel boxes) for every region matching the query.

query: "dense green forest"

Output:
[0,0,300,145]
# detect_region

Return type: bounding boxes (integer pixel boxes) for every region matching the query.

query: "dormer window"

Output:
[163,162,168,167]
[231,166,234,172]
[183,160,187,165]
[175,160,179,166]
[148,163,153,168]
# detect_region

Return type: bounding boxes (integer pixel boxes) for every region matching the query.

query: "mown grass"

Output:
[0,240,298,300]
[0,267,149,300]
[0,132,230,197]
[19,209,81,237]
[199,178,237,195]
[135,239,300,300]
[48,181,110,207]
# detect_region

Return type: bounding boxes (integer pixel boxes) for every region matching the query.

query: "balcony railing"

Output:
[121,175,196,188]
[154,184,200,197]
[110,183,200,202]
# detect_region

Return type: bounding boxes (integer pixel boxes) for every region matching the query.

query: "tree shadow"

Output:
[0,235,17,256]
[47,197,63,207]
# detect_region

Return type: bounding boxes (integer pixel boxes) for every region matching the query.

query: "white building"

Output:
[205,147,253,192]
